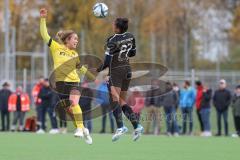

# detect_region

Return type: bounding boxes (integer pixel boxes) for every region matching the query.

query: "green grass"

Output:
[0,133,239,160]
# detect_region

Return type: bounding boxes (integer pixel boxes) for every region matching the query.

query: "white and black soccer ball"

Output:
[92,3,108,18]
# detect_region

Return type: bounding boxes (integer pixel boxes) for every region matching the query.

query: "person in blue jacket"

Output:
[96,78,115,134]
[179,81,196,135]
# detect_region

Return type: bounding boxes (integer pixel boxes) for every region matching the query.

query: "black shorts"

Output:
[109,66,132,91]
[55,81,82,100]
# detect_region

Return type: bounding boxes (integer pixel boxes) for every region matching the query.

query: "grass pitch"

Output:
[0,133,239,160]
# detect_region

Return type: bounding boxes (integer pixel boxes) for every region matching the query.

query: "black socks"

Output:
[111,101,123,128]
[122,104,139,129]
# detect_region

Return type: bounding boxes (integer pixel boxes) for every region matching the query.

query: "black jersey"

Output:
[105,32,136,70]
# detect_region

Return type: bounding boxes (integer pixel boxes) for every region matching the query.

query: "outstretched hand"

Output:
[40,8,47,18]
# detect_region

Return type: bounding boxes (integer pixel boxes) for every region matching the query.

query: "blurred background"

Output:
[1,0,240,90]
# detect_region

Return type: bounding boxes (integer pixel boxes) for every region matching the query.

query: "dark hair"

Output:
[2,82,9,87]
[115,18,129,33]
[236,85,240,89]
[185,80,191,86]
[195,80,202,86]
[56,30,76,44]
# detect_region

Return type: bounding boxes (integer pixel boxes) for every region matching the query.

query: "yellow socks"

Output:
[71,104,84,129]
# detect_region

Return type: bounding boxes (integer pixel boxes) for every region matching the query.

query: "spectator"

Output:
[32,77,44,129]
[80,82,93,133]
[49,91,60,134]
[145,79,162,135]
[200,86,212,137]
[179,81,196,135]
[161,82,179,136]
[36,79,59,134]
[9,86,30,131]
[195,81,204,133]
[96,80,115,134]
[172,83,180,109]
[0,82,12,131]
[127,87,145,122]
[231,85,240,138]
[213,79,231,136]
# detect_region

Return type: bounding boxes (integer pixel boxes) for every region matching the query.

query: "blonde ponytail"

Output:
[56,30,75,44]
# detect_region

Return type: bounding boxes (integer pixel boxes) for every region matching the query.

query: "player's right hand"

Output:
[40,8,47,18]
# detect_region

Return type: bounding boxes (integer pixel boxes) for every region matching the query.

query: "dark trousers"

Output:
[181,107,193,134]
[83,111,92,133]
[164,107,178,134]
[12,111,25,127]
[101,104,114,133]
[233,116,240,136]
[1,110,10,131]
[48,106,58,129]
[200,108,211,131]
[196,109,204,132]
[36,106,41,130]
[40,106,58,130]
[216,110,228,136]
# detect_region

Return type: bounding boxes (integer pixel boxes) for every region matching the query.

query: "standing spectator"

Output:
[80,82,93,133]
[145,79,162,135]
[9,86,30,131]
[195,81,204,133]
[200,86,212,137]
[161,82,179,136]
[0,82,12,131]
[172,83,180,109]
[231,85,240,137]
[32,77,44,129]
[96,80,115,134]
[127,87,145,122]
[213,79,231,136]
[179,81,196,135]
[49,91,60,134]
[36,79,59,134]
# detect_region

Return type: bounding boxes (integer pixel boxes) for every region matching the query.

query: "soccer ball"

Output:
[92,3,108,18]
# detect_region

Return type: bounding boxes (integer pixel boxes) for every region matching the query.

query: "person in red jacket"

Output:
[9,86,30,131]
[32,77,44,129]
[195,81,204,133]
[127,87,145,122]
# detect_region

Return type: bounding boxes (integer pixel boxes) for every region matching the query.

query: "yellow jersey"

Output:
[40,18,87,82]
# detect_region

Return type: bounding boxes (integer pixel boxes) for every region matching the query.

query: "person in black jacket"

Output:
[36,79,56,133]
[0,82,12,131]
[200,86,212,136]
[231,85,240,137]
[161,82,179,136]
[213,79,231,136]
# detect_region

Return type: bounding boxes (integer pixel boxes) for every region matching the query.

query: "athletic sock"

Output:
[122,104,139,129]
[111,101,123,128]
[71,104,84,129]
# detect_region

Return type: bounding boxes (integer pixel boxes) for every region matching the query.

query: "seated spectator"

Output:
[9,86,30,131]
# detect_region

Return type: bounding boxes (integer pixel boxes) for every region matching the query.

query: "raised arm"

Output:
[40,8,51,44]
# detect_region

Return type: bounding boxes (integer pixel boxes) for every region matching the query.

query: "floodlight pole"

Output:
[4,0,10,81]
